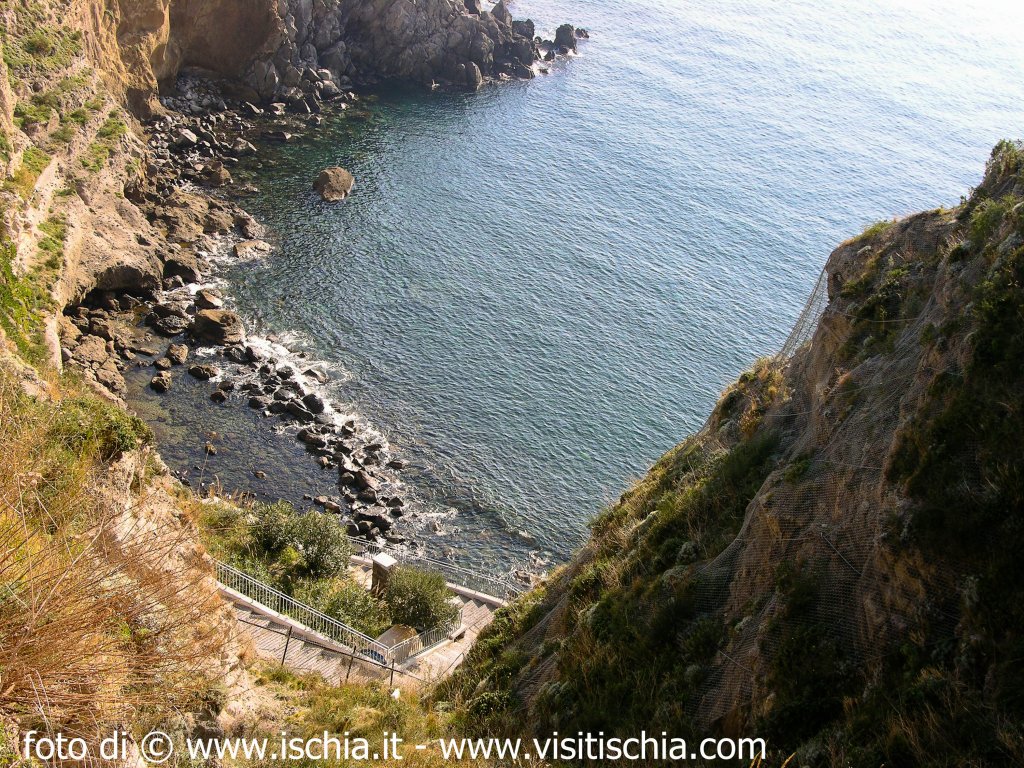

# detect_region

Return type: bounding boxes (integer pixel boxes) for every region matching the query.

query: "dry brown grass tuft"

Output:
[0,364,230,746]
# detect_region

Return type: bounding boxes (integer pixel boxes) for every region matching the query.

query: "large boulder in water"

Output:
[191,309,245,345]
[466,61,483,89]
[554,23,577,53]
[313,167,355,201]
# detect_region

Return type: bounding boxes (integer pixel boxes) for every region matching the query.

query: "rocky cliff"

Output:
[86,0,582,116]
[443,142,1024,767]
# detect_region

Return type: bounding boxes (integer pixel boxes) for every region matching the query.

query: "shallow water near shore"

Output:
[129,0,1024,572]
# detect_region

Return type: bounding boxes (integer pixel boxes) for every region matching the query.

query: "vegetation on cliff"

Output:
[442,141,1024,767]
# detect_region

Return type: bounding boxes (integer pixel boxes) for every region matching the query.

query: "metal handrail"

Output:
[216,560,467,666]
[216,561,393,661]
[346,537,524,600]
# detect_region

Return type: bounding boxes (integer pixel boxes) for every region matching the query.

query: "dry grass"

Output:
[0,363,229,748]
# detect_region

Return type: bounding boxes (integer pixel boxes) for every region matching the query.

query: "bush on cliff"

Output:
[382,566,459,631]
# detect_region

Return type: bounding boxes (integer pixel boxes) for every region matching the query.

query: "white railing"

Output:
[216,561,464,666]
[216,561,393,660]
[346,537,524,601]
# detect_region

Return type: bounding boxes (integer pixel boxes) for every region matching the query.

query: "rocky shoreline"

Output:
[59,13,586,550]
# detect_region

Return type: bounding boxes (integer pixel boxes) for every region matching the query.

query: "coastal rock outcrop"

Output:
[95,0,587,113]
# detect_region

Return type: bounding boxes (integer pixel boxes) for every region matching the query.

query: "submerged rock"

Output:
[150,371,172,393]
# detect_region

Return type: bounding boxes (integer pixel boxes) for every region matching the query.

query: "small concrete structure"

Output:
[376,624,420,655]
[371,552,397,595]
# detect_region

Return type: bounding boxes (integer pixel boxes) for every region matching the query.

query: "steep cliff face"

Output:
[444,143,1024,767]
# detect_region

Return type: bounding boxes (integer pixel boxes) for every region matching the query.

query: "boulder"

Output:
[234,240,272,259]
[313,167,355,201]
[194,289,224,310]
[191,310,245,345]
[464,0,482,13]
[163,251,203,282]
[173,128,199,148]
[167,343,188,364]
[150,372,172,393]
[200,161,232,187]
[302,392,326,413]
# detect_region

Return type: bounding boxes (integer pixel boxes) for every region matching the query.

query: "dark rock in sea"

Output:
[575,27,590,38]
[245,345,265,363]
[191,309,245,345]
[248,395,270,409]
[272,388,294,401]
[353,469,379,491]
[210,389,227,403]
[303,367,329,383]
[464,0,482,14]
[189,363,219,380]
[217,380,235,392]
[263,130,292,142]
[313,167,355,201]
[356,510,392,533]
[466,61,483,90]
[154,357,172,371]
[387,458,407,470]
[339,471,356,486]
[302,392,325,413]
[286,400,316,421]
[554,23,577,53]
[267,400,287,414]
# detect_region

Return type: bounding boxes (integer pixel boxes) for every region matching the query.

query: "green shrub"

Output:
[247,502,350,580]
[5,145,50,198]
[287,510,351,579]
[382,566,459,631]
[298,580,392,637]
[49,396,153,462]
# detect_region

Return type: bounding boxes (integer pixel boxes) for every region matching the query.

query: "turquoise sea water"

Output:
[136,0,1024,569]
